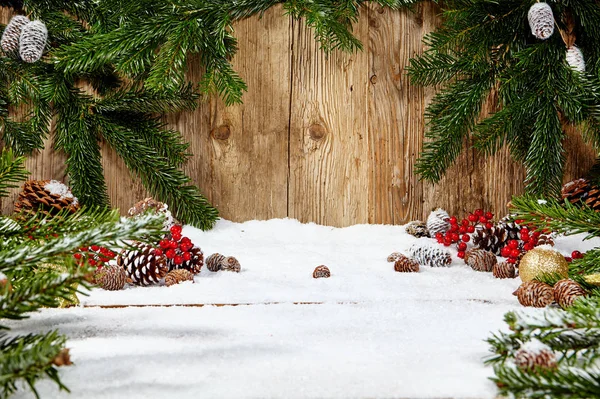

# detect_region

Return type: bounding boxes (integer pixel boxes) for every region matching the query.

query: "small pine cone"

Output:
[1,15,29,57]
[51,348,73,367]
[514,347,557,373]
[513,281,554,308]
[14,180,79,217]
[117,242,169,286]
[394,255,419,273]
[165,269,194,287]
[535,234,554,247]
[497,216,522,241]
[405,221,430,238]
[566,45,585,73]
[554,279,586,309]
[426,208,451,236]
[471,227,508,255]
[222,256,241,273]
[19,20,47,63]
[94,265,127,291]
[492,262,516,279]
[206,253,225,272]
[387,252,403,263]
[528,2,554,40]
[408,243,451,268]
[181,246,204,274]
[561,178,600,211]
[464,249,497,272]
[128,197,176,229]
[313,265,330,278]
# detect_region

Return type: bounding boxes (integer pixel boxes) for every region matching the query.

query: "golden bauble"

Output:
[519,247,569,282]
[584,274,600,287]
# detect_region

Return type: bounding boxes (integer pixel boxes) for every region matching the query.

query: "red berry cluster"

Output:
[565,250,585,263]
[434,208,494,259]
[73,245,116,268]
[157,225,193,265]
[499,240,523,264]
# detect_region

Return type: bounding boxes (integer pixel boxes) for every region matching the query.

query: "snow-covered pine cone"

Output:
[566,45,585,73]
[408,243,451,268]
[464,249,496,272]
[313,265,330,278]
[513,281,554,308]
[206,253,224,272]
[128,197,176,229]
[554,279,586,309]
[471,226,508,255]
[535,234,554,247]
[19,20,47,63]
[426,208,451,236]
[117,242,169,286]
[405,221,430,238]
[394,255,419,273]
[14,180,79,217]
[94,265,127,291]
[514,346,558,373]
[498,216,522,241]
[493,262,516,279]
[1,15,29,57]
[165,269,194,287]
[387,252,404,263]
[528,2,554,40]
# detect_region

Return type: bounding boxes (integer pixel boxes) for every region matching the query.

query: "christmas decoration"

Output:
[51,348,72,367]
[561,178,600,211]
[553,279,586,309]
[583,274,600,286]
[128,197,176,229]
[535,234,554,247]
[206,253,241,273]
[387,252,403,263]
[518,247,569,283]
[14,180,79,216]
[117,242,169,286]
[513,281,554,308]
[492,261,516,279]
[19,20,47,63]
[464,249,496,272]
[566,45,585,73]
[408,243,451,268]
[514,344,558,372]
[405,221,429,238]
[1,15,29,57]
[426,208,450,236]
[164,269,194,287]
[313,265,330,278]
[160,225,204,274]
[393,255,420,273]
[73,245,117,269]
[527,2,555,40]
[94,265,127,291]
[471,226,508,255]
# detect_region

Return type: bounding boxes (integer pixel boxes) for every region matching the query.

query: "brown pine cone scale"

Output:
[561,178,600,211]
[387,252,403,263]
[117,242,169,286]
[513,281,554,307]
[514,348,557,372]
[313,265,330,278]
[554,279,586,308]
[394,255,420,273]
[465,249,497,272]
[94,265,127,291]
[165,269,194,287]
[493,262,516,279]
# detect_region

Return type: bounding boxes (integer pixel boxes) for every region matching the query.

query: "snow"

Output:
[44,180,78,205]
[6,218,598,399]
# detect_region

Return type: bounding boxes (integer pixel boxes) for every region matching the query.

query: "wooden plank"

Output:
[288,12,371,227]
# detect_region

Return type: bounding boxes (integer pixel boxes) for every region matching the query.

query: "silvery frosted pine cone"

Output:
[313,265,330,278]
[528,2,554,40]
[117,242,169,286]
[19,20,47,63]
[405,221,430,238]
[394,255,420,273]
[165,269,194,287]
[387,252,404,263]
[514,347,558,373]
[492,261,516,279]
[408,243,451,268]
[513,281,554,308]
[94,265,127,291]
[566,45,585,73]
[206,253,225,272]
[1,15,29,57]
[553,279,586,309]
[464,249,497,272]
[426,208,450,236]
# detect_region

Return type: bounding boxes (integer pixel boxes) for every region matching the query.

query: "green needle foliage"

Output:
[408,0,600,198]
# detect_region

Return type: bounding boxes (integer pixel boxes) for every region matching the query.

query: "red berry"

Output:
[449,216,457,224]
[508,240,519,249]
[572,251,583,259]
[523,243,534,251]
[484,211,494,220]
[88,259,97,266]
[532,231,541,238]
[485,222,493,230]
[467,225,475,233]
[165,249,176,259]
[172,233,182,242]
[154,249,163,256]
[458,242,467,251]
[520,232,529,241]
[515,219,525,225]
[181,237,191,244]
[520,228,529,235]
[468,214,478,222]
[435,232,443,240]
[450,224,459,232]
[174,255,183,265]
[443,241,451,247]
[461,234,470,242]
[451,233,460,242]
[459,226,467,234]
[183,252,191,261]
[169,240,178,249]
[170,225,183,235]
[457,251,465,259]
[479,216,487,224]
[73,253,82,260]
[565,256,573,263]
[159,239,170,249]
[91,245,100,252]
[436,237,444,244]
[79,246,88,252]
[510,249,521,258]
[100,257,110,263]
[501,247,511,258]
[461,219,470,227]
[507,258,516,264]
[475,209,484,216]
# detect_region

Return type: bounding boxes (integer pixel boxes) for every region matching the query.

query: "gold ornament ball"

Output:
[519,247,569,283]
[584,274,600,286]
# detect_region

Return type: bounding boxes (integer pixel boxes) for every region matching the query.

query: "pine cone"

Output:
[464,249,497,272]
[222,256,241,272]
[1,15,28,57]
[51,348,72,367]
[14,180,79,217]
[405,221,430,238]
[394,256,419,273]
[313,265,330,278]
[471,227,508,255]
[426,208,450,236]
[535,234,554,247]
[513,281,554,308]
[165,269,194,287]
[117,242,169,286]
[566,45,585,73]
[408,243,451,268]
[128,197,176,229]
[181,246,204,274]
[498,216,522,241]
[561,178,600,211]
[19,20,47,63]
[387,252,403,263]
[554,279,586,309]
[493,262,516,279]
[206,253,224,272]
[514,347,557,372]
[528,2,554,40]
[94,265,127,291]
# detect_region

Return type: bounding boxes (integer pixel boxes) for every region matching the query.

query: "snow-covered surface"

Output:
[8,218,598,399]
[44,180,78,205]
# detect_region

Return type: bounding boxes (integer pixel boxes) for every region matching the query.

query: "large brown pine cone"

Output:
[313,265,330,278]
[394,255,420,273]
[561,178,600,211]
[94,265,127,291]
[117,242,169,286]
[513,281,554,307]
[408,243,452,268]
[554,279,586,308]
[14,180,79,217]
[472,227,509,255]
[165,269,194,287]
[492,262,516,279]
[464,249,497,272]
[514,347,557,372]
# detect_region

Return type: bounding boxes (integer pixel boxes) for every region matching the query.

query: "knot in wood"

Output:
[308,124,327,141]
[370,75,378,84]
[211,125,231,140]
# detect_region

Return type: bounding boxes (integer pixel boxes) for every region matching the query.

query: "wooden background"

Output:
[1,4,596,227]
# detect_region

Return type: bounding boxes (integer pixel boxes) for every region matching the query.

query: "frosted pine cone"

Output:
[408,243,451,268]
[493,262,516,279]
[515,345,557,373]
[554,279,586,309]
[387,252,404,263]
[566,46,585,73]
[1,15,29,57]
[405,221,430,238]
[426,208,450,236]
[117,242,169,286]
[528,2,554,40]
[165,269,194,287]
[464,249,496,272]
[394,256,419,273]
[19,20,47,63]
[14,180,79,217]
[94,265,127,291]
[313,265,330,278]
[128,197,176,229]
[206,253,225,272]
[513,281,554,308]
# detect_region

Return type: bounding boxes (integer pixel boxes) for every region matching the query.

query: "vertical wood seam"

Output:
[286,16,295,218]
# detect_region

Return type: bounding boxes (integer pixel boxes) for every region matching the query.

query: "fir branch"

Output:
[0,149,29,199]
